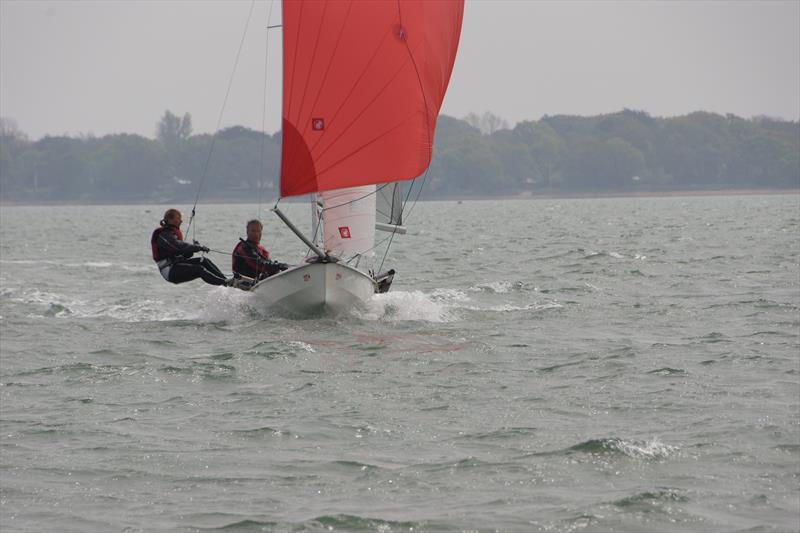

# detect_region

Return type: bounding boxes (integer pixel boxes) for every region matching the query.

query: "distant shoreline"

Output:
[465,187,800,201]
[1,188,797,207]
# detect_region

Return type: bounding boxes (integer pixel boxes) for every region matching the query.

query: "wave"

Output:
[533,437,678,460]
[461,302,562,313]
[647,367,687,376]
[308,514,421,531]
[287,340,315,352]
[0,259,151,272]
[204,515,429,532]
[612,488,689,509]
[216,519,278,530]
[573,437,678,459]
[467,280,521,293]
[459,426,538,441]
[226,426,289,438]
[3,286,203,322]
[579,249,627,260]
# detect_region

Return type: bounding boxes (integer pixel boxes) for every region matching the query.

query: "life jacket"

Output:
[232,239,270,278]
[151,224,184,262]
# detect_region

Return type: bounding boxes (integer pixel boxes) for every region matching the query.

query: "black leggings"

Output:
[168,257,227,286]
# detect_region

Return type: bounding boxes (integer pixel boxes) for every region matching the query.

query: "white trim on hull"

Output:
[249,262,376,315]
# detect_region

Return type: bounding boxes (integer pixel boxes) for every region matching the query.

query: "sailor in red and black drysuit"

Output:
[151,208,231,286]
[232,219,288,281]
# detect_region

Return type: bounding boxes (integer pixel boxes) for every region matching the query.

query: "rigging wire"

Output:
[376,167,431,275]
[186,0,257,239]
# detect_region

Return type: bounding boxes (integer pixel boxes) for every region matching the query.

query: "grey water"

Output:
[1,195,798,532]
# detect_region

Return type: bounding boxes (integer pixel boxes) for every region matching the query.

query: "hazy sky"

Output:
[2,0,798,140]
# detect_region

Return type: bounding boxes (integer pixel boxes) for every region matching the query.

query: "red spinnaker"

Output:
[280,0,464,197]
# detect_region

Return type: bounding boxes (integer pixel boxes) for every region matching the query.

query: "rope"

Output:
[186,0,257,238]
[203,246,290,277]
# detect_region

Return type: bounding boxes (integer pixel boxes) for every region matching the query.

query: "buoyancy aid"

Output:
[151,224,184,262]
[232,239,270,278]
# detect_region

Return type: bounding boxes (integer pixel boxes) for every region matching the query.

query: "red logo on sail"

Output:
[338,226,351,239]
[312,118,324,131]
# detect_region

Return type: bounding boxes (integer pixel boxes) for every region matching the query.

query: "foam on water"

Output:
[613,437,679,459]
[0,258,149,272]
[287,340,316,352]
[360,290,455,322]
[197,287,253,322]
[468,280,516,293]
[463,301,563,313]
[5,286,198,322]
[81,261,113,268]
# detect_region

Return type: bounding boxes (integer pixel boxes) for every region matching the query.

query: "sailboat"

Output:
[248,0,464,315]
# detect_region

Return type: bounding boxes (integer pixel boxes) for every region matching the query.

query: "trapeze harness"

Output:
[151,224,191,281]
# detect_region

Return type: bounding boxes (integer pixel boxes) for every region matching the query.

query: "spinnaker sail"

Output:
[280,0,465,197]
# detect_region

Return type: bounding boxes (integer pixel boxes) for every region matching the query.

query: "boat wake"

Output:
[0,258,152,273]
[357,283,562,322]
[2,285,255,323]
[3,287,197,322]
[360,290,454,322]
[3,278,560,324]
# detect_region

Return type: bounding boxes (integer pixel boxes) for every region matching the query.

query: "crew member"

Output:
[232,219,288,281]
[151,208,234,287]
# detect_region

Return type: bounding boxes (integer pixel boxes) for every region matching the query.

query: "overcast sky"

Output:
[1,0,798,140]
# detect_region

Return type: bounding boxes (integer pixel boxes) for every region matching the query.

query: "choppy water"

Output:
[1,195,798,532]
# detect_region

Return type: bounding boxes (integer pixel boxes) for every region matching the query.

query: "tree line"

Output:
[0,109,797,203]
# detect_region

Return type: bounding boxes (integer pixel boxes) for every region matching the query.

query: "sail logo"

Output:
[338,226,351,239]
[312,118,325,131]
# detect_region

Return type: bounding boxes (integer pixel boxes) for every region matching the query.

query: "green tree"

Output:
[88,134,168,200]
[157,111,193,181]
[563,138,645,190]
[0,118,30,197]
[464,111,509,135]
[512,121,565,189]
[156,110,192,145]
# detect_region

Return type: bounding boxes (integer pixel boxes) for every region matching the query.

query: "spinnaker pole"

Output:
[272,206,327,260]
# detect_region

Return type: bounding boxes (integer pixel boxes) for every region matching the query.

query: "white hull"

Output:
[249,262,376,315]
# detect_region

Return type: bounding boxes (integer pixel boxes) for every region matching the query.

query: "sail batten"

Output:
[280,0,464,198]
